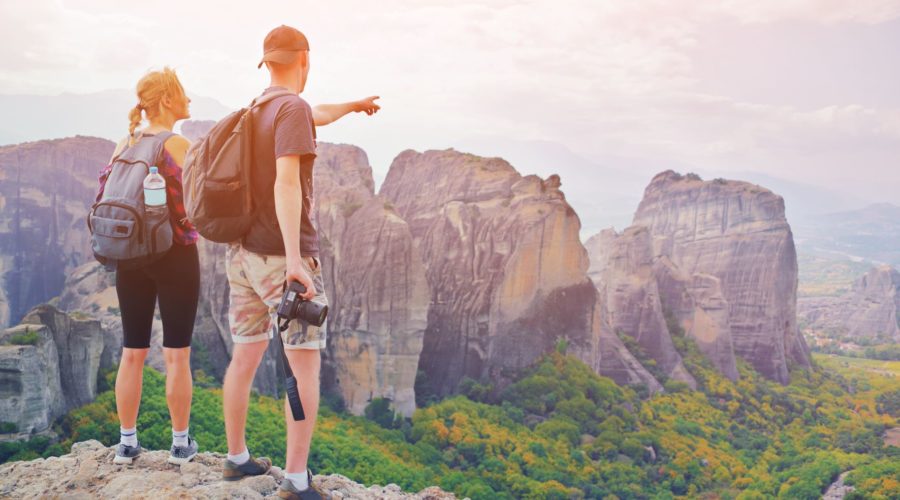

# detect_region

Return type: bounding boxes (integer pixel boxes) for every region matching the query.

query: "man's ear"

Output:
[161,95,172,109]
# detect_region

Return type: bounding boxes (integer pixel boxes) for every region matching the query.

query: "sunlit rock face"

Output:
[380,149,607,397]
[0,136,114,328]
[631,171,810,384]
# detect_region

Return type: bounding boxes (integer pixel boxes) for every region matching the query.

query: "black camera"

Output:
[276,280,328,329]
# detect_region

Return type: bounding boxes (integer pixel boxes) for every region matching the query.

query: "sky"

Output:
[1,0,899,204]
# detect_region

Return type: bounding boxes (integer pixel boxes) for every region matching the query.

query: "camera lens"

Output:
[298,301,328,326]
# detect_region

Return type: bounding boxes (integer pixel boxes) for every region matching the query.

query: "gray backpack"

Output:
[183,89,293,243]
[88,131,175,270]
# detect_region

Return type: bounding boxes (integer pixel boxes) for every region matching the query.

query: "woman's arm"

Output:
[163,135,191,167]
[312,96,380,126]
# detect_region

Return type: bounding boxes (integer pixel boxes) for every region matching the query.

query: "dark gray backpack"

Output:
[183,89,293,243]
[88,131,174,270]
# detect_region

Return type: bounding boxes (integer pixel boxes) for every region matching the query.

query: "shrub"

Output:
[364,397,397,429]
[8,329,39,346]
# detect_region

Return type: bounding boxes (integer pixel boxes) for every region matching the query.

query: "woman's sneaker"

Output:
[277,470,331,500]
[113,442,142,464]
[222,454,272,481]
[168,435,199,465]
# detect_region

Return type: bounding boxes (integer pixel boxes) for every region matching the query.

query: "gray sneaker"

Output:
[113,442,142,465]
[277,470,331,500]
[168,435,199,465]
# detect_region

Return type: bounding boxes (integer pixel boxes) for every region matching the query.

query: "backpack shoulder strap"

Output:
[249,89,296,109]
[152,130,175,146]
[142,131,177,166]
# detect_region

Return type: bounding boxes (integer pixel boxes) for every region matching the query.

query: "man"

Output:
[221,25,378,499]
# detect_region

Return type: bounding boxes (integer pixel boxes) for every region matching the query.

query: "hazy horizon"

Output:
[2,0,899,208]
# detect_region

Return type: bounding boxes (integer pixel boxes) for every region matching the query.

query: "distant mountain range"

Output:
[0,90,232,146]
[1,90,892,268]
[793,202,900,268]
[454,136,875,240]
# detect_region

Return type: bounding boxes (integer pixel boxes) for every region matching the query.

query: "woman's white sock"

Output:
[172,427,189,447]
[119,427,138,447]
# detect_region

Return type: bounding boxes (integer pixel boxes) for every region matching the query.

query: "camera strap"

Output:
[277,281,295,379]
[276,324,294,379]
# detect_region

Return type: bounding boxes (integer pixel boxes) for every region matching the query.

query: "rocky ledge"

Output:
[0,440,460,500]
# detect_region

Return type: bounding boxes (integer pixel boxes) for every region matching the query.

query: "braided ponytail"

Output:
[127,103,143,146]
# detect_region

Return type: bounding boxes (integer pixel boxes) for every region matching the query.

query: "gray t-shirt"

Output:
[242,86,319,257]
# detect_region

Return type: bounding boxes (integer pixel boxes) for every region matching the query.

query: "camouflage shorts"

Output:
[225,243,328,350]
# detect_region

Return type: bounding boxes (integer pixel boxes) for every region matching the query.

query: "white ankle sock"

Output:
[286,470,309,491]
[120,426,138,447]
[172,427,189,447]
[227,447,249,465]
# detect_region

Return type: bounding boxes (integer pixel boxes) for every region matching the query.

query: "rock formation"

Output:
[0,322,64,436]
[167,142,430,416]
[593,226,697,388]
[799,265,900,342]
[379,149,610,397]
[653,260,739,381]
[314,144,429,417]
[0,136,114,328]
[180,120,217,142]
[590,286,665,393]
[630,171,810,383]
[0,305,103,435]
[21,305,105,410]
[57,262,125,371]
[0,440,460,499]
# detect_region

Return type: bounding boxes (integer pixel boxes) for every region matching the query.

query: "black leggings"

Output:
[115,243,200,349]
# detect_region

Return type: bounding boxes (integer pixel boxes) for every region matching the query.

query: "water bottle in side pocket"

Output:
[144,166,166,213]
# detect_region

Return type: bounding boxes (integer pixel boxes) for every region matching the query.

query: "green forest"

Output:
[1,339,898,499]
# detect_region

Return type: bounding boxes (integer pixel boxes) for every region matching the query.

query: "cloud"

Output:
[1,0,898,201]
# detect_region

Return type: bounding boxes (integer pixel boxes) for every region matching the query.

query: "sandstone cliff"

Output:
[0,136,114,328]
[0,305,103,435]
[586,226,738,384]
[0,440,460,499]
[0,323,64,436]
[57,261,126,371]
[593,226,697,388]
[653,260,739,381]
[379,149,611,397]
[314,144,429,418]
[21,305,105,410]
[630,171,810,383]
[799,265,900,341]
[174,142,430,415]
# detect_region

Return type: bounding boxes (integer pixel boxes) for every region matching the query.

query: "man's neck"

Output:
[269,77,301,95]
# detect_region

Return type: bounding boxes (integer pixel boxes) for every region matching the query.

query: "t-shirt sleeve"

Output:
[273,98,316,161]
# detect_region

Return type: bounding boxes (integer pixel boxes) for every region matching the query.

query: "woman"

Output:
[96,67,200,465]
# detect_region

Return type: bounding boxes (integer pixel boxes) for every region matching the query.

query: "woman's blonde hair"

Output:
[128,67,187,144]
